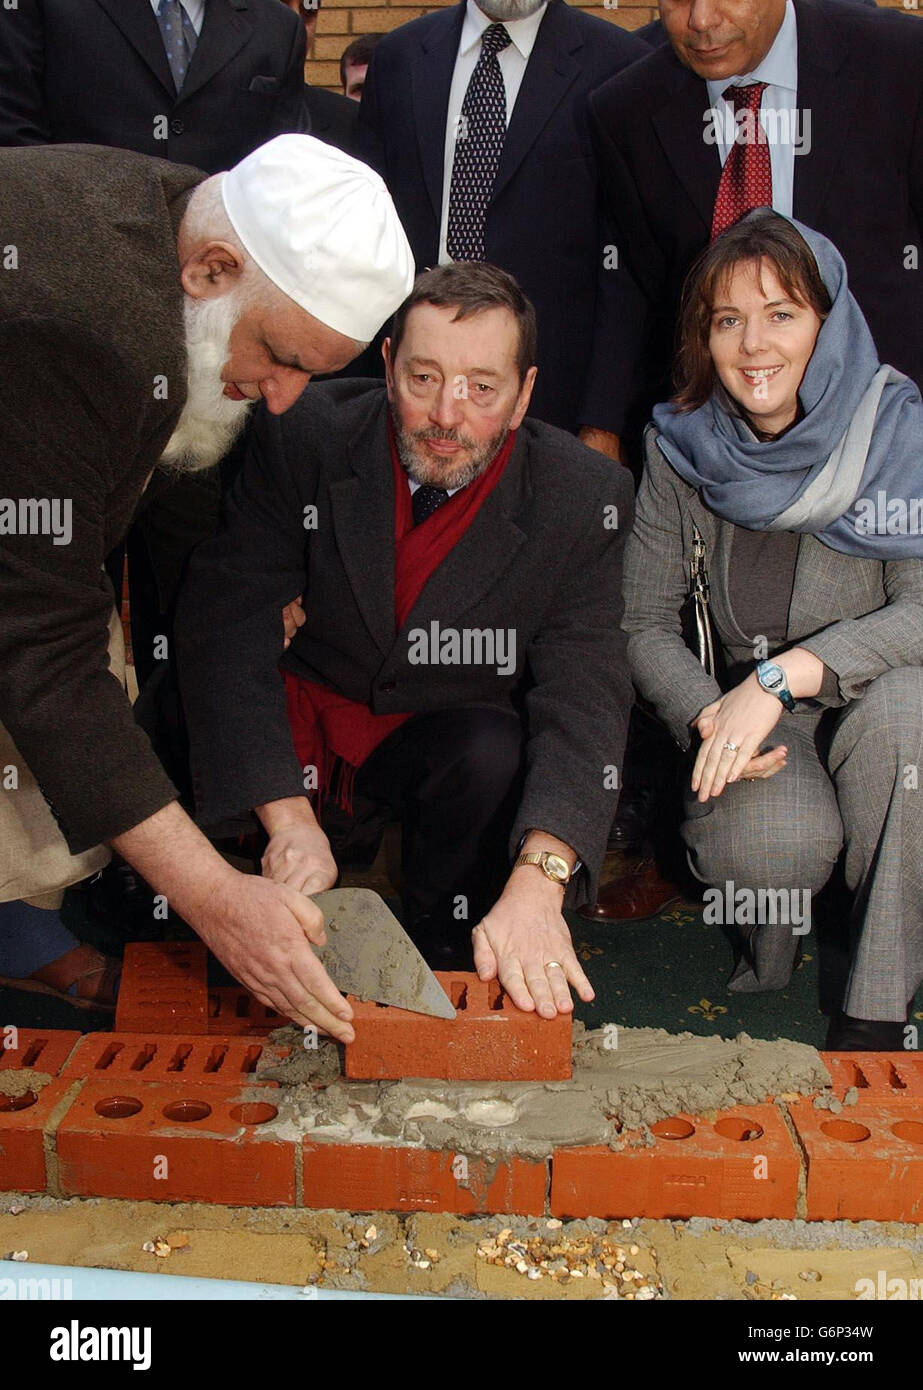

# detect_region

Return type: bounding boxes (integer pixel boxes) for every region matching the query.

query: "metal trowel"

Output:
[309,887,456,1019]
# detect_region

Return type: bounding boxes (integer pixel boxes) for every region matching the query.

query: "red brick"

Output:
[207,986,288,1035]
[302,1140,547,1214]
[61,1032,290,1086]
[787,1101,923,1222]
[551,1106,799,1220]
[0,1028,81,1076]
[0,1079,76,1193]
[821,1051,923,1104]
[344,972,572,1081]
[115,942,208,1034]
[56,1079,294,1205]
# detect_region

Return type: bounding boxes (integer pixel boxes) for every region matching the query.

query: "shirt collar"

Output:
[459,0,548,62]
[706,0,797,105]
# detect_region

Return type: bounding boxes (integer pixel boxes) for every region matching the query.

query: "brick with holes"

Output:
[820,1052,923,1104]
[206,986,288,1035]
[344,972,572,1081]
[0,1028,81,1076]
[115,941,208,1034]
[551,1106,799,1220]
[56,1079,295,1204]
[60,1033,290,1086]
[788,1100,923,1222]
[0,1078,78,1192]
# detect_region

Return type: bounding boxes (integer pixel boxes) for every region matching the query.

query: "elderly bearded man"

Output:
[0,135,413,1036]
[176,263,634,1020]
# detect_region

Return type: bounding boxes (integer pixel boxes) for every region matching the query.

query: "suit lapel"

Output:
[651,60,721,235]
[397,433,529,641]
[490,2,581,206]
[93,0,175,98]
[791,0,850,230]
[329,403,398,659]
[411,3,467,226]
[179,0,253,107]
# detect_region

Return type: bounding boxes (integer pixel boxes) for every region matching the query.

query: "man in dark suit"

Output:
[302,83,359,153]
[590,0,923,429]
[0,0,306,174]
[175,263,635,1014]
[634,0,875,50]
[354,0,647,456]
[0,138,414,1030]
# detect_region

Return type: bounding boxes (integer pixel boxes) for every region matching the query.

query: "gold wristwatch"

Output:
[514,851,573,886]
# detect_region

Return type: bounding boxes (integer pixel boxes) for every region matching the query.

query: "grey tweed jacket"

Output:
[623,426,923,748]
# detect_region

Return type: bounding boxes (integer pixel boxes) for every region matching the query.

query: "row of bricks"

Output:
[8,1021,923,1105]
[2,1073,923,1220]
[116,947,573,1079]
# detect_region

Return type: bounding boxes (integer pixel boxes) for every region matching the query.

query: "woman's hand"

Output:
[692,673,786,801]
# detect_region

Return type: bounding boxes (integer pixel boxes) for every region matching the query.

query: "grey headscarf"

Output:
[652,210,923,557]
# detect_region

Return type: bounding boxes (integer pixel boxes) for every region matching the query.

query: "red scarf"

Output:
[284,414,516,811]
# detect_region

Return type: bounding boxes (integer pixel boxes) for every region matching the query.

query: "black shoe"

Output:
[825,1004,913,1052]
[608,788,656,853]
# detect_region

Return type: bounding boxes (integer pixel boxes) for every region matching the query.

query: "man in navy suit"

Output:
[355,0,647,457]
[590,0,923,430]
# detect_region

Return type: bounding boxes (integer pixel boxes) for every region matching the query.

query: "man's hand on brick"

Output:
[471,831,594,1019]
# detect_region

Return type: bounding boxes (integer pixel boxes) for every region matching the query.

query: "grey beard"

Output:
[159,293,254,474]
[393,419,510,490]
[476,0,545,21]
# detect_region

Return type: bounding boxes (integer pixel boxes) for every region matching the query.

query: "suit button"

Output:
[170,118,185,135]
[380,681,396,693]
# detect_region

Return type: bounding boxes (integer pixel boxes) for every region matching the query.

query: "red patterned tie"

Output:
[711,82,772,240]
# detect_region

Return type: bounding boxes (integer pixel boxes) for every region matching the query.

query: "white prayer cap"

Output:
[221,134,414,343]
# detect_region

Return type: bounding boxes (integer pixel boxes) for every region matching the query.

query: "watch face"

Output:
[761,663,784,690]
[544,854,569,883]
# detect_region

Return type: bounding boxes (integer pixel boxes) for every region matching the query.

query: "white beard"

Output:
[158,292,254,474]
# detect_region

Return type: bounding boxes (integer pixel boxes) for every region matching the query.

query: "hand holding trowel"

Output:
[308,888,456,1019]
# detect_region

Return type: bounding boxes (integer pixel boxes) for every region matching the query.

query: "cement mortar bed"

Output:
[257,1022,831,1157]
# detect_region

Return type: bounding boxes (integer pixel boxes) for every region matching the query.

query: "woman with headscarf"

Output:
[623,207,923,1050]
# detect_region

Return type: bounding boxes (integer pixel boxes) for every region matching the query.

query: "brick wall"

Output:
[306,0,913,92]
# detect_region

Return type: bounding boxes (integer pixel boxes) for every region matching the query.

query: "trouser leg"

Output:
[681,709,843,992]
[828,667,923,1022]
[353,705,524,943]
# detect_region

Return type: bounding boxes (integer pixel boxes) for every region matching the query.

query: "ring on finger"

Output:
[545,960,563,970]
[722,741,739,753]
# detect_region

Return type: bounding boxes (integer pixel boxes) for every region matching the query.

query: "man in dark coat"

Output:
[0,137,413,1034]
[176,263,635,1015]
[0,0,306,173]
[354,0,647,455]
[590,0,923,430]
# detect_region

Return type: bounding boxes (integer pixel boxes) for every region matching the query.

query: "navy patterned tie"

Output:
[156,0,198,94]
[412,485,450,526]
[446,23,512,262]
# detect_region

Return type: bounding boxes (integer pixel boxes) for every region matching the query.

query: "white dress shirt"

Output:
[438,0,548,265]
[705,0,799,218]
[150,0,206,37]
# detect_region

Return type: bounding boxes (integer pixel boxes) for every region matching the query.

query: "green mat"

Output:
[2,883,917,1047]
[566,901,829,1046]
